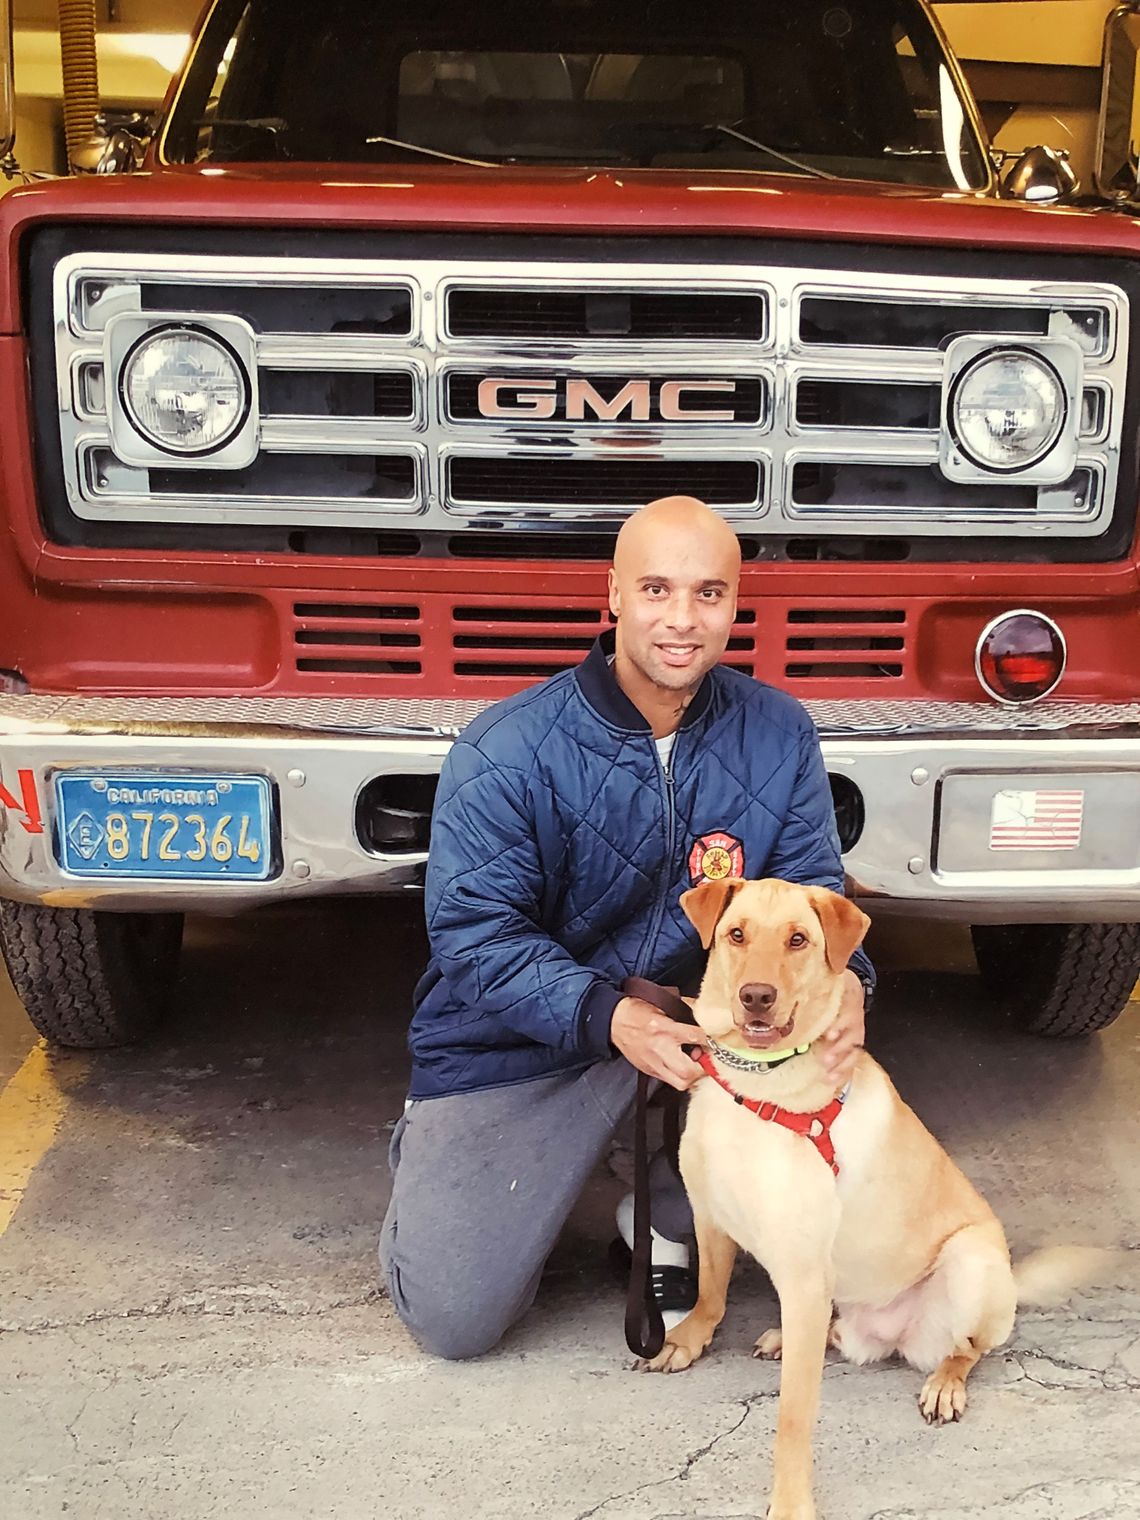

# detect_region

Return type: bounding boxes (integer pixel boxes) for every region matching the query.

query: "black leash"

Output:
[619,975,702,1360]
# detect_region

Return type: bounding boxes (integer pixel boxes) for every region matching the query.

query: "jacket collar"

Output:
[575,629,715,733]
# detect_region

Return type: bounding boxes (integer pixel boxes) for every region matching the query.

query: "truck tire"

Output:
[0,901,184,1048]
[971,921,1140,1037]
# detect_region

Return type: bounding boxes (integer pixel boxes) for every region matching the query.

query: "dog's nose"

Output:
[738,982,778,1020]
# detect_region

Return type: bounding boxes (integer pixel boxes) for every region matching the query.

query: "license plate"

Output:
[54,772,275,881]
[937,771,1140,873]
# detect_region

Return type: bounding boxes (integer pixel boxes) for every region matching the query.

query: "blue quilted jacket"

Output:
[408,632,874,1098]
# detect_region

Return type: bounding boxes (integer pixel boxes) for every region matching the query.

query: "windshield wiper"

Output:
[612,121,836,179]
[708,124,837,180]
[196,116,289,136]
[364,133,496,169]
[194,116,290,157]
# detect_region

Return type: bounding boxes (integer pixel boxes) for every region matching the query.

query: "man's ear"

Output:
[681,879,745,949]
[607,566,621,620]
[804,887,871,973]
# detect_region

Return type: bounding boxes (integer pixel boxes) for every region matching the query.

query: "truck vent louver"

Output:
[795,380,938,431]
[292,601,422,676]
[447,457,762,509]
[260,370,415,420]
[445,532,765,561]
[798,297,1105,353]
[446,289,766,341]
[150,453,418,503]
[784,608,907,681]
[450,606,757,678]
[141,282,413,336]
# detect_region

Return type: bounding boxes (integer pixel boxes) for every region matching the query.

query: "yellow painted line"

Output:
[0,1041,71,1236]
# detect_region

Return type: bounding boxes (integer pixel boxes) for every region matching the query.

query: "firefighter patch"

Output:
[688,832,745,885]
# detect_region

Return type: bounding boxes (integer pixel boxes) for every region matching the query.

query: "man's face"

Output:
[607,520,740,694]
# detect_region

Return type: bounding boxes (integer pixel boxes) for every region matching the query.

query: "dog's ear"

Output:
[681,879,745,949]
[804,887,871,973]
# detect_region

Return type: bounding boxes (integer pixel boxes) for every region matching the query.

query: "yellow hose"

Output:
[57,0,99,166]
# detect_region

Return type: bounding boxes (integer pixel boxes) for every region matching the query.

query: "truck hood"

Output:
[3,161,1140,332]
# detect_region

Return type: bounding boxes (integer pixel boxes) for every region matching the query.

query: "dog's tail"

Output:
[1013,1245,1113,1307]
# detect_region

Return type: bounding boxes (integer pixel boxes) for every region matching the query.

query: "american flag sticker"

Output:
[988,788,1085,851]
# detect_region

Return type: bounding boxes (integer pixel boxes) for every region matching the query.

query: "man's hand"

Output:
[818,970,866,1087]
[611,996,706,1091]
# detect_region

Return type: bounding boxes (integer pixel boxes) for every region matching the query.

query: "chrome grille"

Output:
[445,288,766,340]
[446,455,762,509]
[52,251,1128,539]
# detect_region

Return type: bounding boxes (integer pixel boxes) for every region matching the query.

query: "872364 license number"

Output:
[103,808,262,865]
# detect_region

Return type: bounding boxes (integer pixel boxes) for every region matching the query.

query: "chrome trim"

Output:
[973,608,1068,706]
[51,251,1128,537]
[834,730,1140,922]
[105,312,259,469]
[77,441,427,526]
[0,691,1136,741]
[2,692,1139,917]
[942,338,1079,485]
[0,692,489,738]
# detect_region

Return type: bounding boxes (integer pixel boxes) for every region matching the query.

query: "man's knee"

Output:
[403,1304,509,1361]
[380,1240,523,1361]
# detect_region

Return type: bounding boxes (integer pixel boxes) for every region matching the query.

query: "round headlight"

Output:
[975,609,1066,705]
[949,348,1066,473]
[120,326,250,456]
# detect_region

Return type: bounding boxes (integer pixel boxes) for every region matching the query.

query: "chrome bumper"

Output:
[0,693,1138,921]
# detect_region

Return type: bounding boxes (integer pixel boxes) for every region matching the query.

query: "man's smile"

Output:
[656,642,702,667]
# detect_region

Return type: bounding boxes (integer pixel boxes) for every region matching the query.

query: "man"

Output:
[380,496,873,1359]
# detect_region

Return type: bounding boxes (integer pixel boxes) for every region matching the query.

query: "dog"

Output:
[643,876,1093,1520]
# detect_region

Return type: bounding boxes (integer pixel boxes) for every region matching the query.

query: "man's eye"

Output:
[728,926,745,944]
[701,589,722,601]
[645,585,665,597]
[789,931,807,949]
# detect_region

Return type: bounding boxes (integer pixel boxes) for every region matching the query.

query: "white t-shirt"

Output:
[607,654,678,770]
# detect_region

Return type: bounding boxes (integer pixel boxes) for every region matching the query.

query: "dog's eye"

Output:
[727,926,745,944]
[788,931,808,949]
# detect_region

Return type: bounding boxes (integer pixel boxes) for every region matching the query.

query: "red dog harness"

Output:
[695,1048,849,1176]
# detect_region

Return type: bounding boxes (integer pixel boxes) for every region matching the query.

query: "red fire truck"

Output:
[0,0,1137,1047]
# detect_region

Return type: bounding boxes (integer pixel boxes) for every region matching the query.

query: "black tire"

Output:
[971,921,1140,1037]
[0,901,184,1048]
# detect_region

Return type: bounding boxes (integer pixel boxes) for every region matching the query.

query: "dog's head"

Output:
[680,877,870,1051]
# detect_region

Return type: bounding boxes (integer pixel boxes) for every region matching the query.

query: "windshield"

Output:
[164,0,989,191]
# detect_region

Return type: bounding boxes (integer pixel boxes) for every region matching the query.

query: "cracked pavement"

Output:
[1,905,1138,1519]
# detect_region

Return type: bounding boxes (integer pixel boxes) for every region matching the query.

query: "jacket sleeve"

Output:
[762,722,876,994]
[424,737,621,1058]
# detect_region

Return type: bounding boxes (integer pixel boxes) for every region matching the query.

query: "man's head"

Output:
[608,496,741,702]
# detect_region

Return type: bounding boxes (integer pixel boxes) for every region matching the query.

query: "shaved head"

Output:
[614,496,742,581]
[607,496,742,736]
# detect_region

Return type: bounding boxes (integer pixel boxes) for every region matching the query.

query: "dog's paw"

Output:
[639,1338,701,1373]
[767,1495,816,1520]
[918,1368,968,1425]
[752,1327,782,1359]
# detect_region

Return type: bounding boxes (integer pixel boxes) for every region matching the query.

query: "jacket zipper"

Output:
[634,737,678,976]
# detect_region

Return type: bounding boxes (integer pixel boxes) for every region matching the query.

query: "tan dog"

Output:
[644,877,1070,1520]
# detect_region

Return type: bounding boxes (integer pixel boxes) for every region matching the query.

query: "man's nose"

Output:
[664,595,698,631]
[738,982,779,1021]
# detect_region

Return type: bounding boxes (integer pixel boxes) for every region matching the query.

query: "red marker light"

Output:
[975,611,1066,704]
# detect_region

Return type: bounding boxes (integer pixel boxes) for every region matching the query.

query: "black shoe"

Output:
[608,1236,698,1327]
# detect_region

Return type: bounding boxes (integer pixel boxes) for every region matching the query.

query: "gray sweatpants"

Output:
[379,1055,692,1360]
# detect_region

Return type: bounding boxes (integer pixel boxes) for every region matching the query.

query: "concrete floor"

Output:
[1,902,1138,1520]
